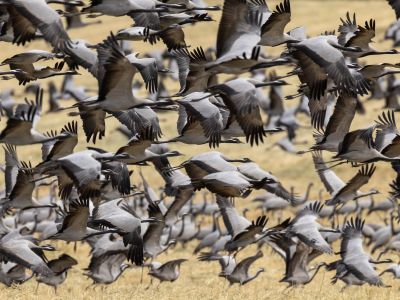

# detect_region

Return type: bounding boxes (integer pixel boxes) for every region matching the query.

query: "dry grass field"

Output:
[1,0,400,299]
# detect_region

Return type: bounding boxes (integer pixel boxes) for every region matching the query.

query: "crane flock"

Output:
[1,0,400,295]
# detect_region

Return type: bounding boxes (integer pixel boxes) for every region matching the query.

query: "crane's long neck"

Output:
[303,183,313,202]
[370,259,393,265]
[215,215,221,233]
[368,195,375,213]
[185,6,220,11]
[201,195,208,211]
[307,264,325,283]
[226,158,247,163]
[243,268,264,284]
[162,240,176,253]
[390,212,399,235]
[177,216,187,238]
[361,50,398,57]
[354,190,377,200]
[378,71,400,78]
[195,221,202,237]
[48,0,82,5]
[212,212,217,231]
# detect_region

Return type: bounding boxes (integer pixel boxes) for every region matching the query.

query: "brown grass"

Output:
[1,1,400,299]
